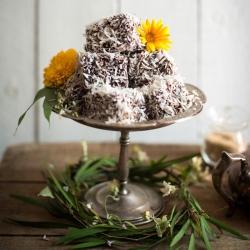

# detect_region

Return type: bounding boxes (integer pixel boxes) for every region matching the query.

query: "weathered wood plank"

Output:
[0,182,71,236]
[1,143,250,250]
[1,181,250,249]
[0,143,201,181]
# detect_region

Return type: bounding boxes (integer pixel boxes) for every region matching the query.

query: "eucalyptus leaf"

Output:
[43,89,57,124]
[149,153,199,175]
[189,195,202,210]
[5,219,76,229]
[170,209,184,236]
[70,239,106,249]
[207,216,250,240]
[15,87,56,134]
[188,233,195,250]
[170,219,190,247]
[201,217,212,250]
[7,150,250,250]
[125,220,138,229]
[200,217,218,239]
[56,226,116,244]
[108,230,145,237]
[127,248,148,250]
[47,166,76,208]
[38,186,54,198]
[10,194,47,209]
[74,156,110,186]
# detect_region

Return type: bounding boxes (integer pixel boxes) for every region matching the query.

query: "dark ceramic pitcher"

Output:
[212,151,250,216]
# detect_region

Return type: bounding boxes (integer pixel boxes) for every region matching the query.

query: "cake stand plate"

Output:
[54,84,206,225]
[85,182,163,225]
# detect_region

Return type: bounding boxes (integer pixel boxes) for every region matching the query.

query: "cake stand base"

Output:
[84,182,164,225]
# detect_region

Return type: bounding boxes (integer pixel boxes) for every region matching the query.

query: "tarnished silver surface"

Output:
[212,152,250,217]
[54,84,206,225]
[85,182,164,225]
[55,84,206,132]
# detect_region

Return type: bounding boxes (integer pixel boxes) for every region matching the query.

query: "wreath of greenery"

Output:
[6,144,249,250]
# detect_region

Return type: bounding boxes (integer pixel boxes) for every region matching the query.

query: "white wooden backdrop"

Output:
[1,0,250,160]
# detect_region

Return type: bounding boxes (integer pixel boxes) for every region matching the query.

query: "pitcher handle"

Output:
[212,151,244,216]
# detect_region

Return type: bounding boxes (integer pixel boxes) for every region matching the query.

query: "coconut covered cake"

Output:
[64,13,195,124]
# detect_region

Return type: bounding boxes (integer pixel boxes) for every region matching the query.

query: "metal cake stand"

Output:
[56,84,206,225]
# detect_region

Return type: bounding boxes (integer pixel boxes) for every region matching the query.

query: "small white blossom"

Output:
[48,163,54,169]
[87,203,92,209]
[43,235,49,241]
[133,146,150,162]
[160,181,176,197]
[107,240,114,246]
[137,150,150,162]
[122,223,127,229]
[190,156,203,171]
[63,186,69,192]
[107,179,119,195]
[142,211,151,221]
[59,109,65,115]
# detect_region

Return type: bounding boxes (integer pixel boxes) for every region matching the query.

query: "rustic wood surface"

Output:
[0,142,250,250]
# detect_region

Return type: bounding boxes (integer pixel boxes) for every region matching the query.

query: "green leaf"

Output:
[56,226,116,244]
[47,166,76,209]
[207,216,250,240]
[74,156,110,186]
[43,89,57,124]
[201,218,212,250]
[71,239,106,249]
[38,186,54,198]
[10,194,47,209]
[5,219,75,229]
[188,195,202,210]
[170,209,184,236]
[128,248,148,250]
[200,217,217,239]
[151,154,168,165]
[74,159,95,185]
[109,230,143,237]
[149,153,199,175]
[125,220,137,229]
[170,218,190,247]
[188,233,195,250]
[169,201,177,221]
[14,87,56,134]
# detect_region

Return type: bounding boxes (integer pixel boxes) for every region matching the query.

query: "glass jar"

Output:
[201,106,249,167]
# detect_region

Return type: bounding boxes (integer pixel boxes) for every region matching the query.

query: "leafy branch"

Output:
[7,147,249,249]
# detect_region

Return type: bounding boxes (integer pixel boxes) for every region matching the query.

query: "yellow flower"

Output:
[137,19,173,52]
[43,48,78,88]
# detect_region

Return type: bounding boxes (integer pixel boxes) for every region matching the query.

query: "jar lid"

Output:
[207,105,249,131]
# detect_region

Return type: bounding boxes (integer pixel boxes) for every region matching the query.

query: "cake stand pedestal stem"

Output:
[118,130,130,195]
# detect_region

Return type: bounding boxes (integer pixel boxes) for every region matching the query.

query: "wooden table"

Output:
[0,142,250,250]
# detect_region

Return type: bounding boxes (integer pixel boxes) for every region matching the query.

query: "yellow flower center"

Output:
[146,32,155,42]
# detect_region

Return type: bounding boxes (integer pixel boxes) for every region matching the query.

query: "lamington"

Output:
[81,84,148,124]
[140,75,195,120]
[63,13,195,124]
[65,51,129,109]
[84,13,144,53]
[128,50,177,88]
